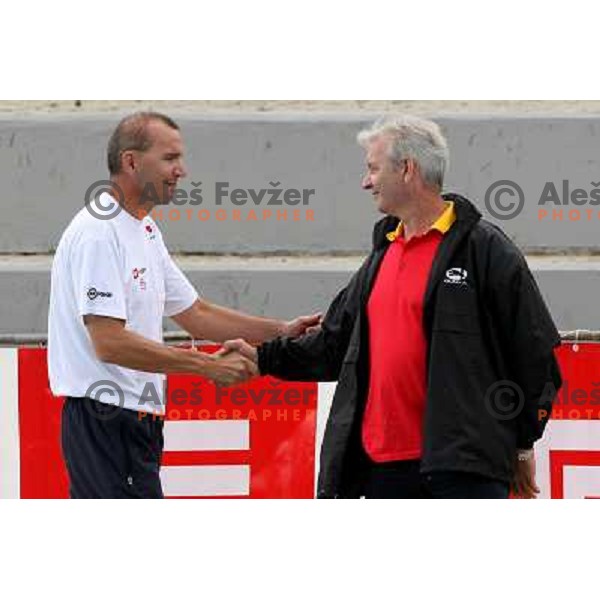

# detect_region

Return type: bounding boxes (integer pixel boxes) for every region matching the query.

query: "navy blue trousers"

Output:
[363,459,510,499]
[61,397,164,499]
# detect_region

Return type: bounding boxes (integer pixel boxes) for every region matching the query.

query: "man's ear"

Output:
[121,150,136,173]
[403,158,418,183]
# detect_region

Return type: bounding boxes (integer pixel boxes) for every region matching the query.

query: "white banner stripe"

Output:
[563,466,600,499]
[538,419,600,449]
[536,420,600,498]
[160,465,250,497]
[0,348,20,499]
[315,382,336,498]
[163,420,249,451]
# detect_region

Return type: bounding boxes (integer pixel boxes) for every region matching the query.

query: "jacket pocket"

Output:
[432,310,480,335]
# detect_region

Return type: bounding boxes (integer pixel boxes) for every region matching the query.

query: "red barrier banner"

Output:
[16,348,318,498]
[6,343,600,498]
[536,343,600,498]
[161,371,317,498]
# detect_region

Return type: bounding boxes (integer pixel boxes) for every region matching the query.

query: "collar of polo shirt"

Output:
[386,201,456,242]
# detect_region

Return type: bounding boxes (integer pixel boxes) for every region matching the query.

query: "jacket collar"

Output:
[371,193,482,250]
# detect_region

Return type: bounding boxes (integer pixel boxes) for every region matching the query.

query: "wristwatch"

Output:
[517,448,534,462]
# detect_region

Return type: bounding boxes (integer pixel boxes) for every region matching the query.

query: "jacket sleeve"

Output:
[257,258,370,382]
[484,229,562,449]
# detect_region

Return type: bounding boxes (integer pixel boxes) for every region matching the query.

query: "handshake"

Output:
[188,312,321,387]
[210,338,259,386]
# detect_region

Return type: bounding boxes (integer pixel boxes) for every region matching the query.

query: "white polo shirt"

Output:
[48,193,198,413]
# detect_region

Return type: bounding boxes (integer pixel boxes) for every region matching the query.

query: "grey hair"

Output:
[357,115,449,188]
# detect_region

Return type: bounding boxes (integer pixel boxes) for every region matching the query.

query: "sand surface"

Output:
[2,100,600,115]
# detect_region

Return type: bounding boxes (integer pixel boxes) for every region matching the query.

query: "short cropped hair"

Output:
[107,111,180,175]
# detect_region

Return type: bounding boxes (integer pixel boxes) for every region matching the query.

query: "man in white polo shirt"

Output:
[48,112,319,498]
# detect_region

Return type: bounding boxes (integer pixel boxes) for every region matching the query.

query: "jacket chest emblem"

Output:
[444,267,468,286]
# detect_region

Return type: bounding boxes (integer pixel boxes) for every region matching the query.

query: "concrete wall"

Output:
[1,256,600,336]
[2,115,600,254]
[2,114,600,338]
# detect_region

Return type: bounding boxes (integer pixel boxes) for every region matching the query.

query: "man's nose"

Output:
[176,160,188,179]
[361,173,372,189]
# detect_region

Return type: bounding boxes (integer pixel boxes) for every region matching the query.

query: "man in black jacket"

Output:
[226,116,562,499]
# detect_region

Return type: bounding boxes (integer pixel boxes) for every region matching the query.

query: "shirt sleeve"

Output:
[158,239,198,317]
[72,235,128,320]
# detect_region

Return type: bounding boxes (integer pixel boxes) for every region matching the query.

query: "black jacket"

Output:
[258,194,562,498]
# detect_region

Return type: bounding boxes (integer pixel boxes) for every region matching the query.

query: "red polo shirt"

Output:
[362,202,456,462]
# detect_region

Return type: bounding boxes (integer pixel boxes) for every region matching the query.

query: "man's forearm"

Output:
[93,327,212,375]
[174,301,284,344]
[86,320,257,388]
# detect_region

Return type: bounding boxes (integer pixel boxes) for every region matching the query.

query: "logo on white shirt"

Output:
[87,287,113,300]
[133,267,147,291]
[145,224,156,240]
[444,268,468,286]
